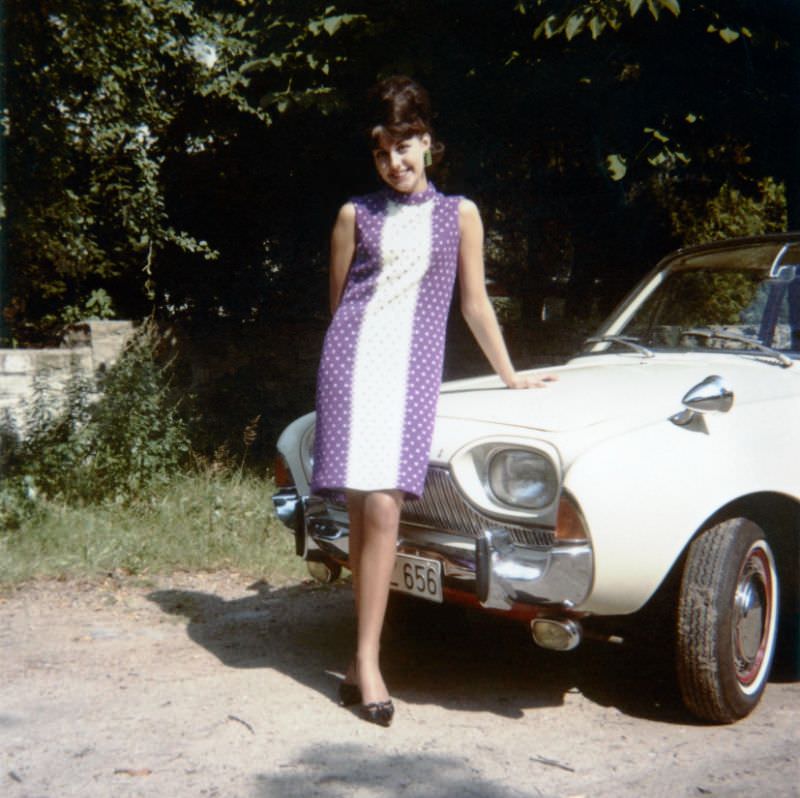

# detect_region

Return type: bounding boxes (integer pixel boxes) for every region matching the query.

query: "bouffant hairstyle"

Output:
[366,75,444,166]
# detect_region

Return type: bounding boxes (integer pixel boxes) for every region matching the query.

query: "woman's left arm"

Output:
[457,199,556,389]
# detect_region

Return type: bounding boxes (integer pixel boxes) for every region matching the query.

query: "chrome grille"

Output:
[402,467,553,548]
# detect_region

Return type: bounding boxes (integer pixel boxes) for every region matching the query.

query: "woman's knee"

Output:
[363,490,402,531]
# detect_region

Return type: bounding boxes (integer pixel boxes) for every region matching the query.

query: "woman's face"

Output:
[372,131,431,194]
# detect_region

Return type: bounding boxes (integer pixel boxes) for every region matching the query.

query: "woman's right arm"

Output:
[329,202,357,315]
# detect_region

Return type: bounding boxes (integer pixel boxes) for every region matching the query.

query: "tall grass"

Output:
[0,470,304,586]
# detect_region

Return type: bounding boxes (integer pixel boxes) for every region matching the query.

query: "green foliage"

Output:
[4,0,797,398]
[87,327,191,498]
[1,325,190,516]
[0,321,304,584]
[527,0,680,41]
[19,365,95,500]
[661,177,788,246]
[623,176,787,347]
[665,270,762,327]
[4,0,366,342]
[0,408,39,531]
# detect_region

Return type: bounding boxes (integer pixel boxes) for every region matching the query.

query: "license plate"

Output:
[390,554,443,603]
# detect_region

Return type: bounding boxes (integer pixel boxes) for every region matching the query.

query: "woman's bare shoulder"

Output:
[337,201,357,222]
[458,198,481,230]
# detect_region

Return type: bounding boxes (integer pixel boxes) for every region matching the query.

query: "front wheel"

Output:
[676,518,779,723]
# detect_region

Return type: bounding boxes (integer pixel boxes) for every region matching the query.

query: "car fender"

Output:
[566,394,799,615]
[276,411,315,493]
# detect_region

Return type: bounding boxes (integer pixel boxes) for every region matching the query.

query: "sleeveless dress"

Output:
[311,183,462,500]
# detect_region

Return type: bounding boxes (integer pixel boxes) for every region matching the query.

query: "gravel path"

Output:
[1,573,798,797]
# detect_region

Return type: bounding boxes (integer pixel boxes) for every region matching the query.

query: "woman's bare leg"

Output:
[346,489,402,704]
[347,492,365,619]
[343,492,365,685]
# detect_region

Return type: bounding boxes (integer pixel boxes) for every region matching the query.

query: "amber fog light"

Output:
[555,495,589,543]
[531,618,582,651]
[307,560,341,584]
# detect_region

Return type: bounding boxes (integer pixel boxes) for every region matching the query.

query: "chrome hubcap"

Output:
[733,545,772,686]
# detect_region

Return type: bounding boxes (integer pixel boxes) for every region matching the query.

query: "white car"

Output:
[273,234,800,723]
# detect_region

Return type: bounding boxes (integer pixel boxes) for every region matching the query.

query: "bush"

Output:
[0,326,306,585]
[1,324,190,515]
[86,326,190,499]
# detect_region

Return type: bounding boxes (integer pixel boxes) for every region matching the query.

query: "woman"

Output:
[311,76,553,726]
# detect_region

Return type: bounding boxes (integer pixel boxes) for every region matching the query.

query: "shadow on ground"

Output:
[252,743,556,798]
[147,579,690,725]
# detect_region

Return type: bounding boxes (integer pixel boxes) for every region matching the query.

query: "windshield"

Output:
[609,242,800,359]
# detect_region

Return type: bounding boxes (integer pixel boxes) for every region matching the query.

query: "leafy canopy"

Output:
[4,0,364,341]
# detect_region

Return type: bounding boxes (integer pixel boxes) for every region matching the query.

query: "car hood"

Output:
[436,353,799,433]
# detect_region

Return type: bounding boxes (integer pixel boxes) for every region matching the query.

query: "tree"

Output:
[499,0,798,320]
[524,0,799,225]
[5,0,797,452]
[527,0,680,41]
[3,0,364,343]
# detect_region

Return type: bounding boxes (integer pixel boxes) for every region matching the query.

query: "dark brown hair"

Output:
[366,75,444,165]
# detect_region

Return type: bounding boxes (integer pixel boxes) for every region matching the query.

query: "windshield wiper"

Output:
[583,335,655,358]
[681,328,794,368]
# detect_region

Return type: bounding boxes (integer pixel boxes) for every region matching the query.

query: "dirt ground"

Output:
[1,572,798,798]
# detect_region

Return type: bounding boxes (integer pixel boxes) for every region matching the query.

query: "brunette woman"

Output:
[310,76,553,726]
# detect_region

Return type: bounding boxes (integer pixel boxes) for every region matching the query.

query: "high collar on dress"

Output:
[383,182,438,206]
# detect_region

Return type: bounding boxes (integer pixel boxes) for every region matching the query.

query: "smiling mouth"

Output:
[392,173,416,187]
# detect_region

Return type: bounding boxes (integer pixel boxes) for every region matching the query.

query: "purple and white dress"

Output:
[311,183,461,500]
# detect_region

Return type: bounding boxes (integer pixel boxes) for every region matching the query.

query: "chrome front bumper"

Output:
[271,490,593,611]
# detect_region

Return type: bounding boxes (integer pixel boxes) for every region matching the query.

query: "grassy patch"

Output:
[0,472,306,586]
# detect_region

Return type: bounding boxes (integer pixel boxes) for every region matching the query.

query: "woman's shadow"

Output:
[147,579,689,723]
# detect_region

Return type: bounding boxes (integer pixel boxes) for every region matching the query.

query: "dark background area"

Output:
[3,0,799,461]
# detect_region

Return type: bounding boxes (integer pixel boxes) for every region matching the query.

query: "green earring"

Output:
[424,149,433,168]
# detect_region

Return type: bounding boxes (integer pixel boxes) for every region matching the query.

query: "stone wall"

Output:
[0,321,135,435]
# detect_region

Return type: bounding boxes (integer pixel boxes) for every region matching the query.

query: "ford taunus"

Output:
[272,234,800,723]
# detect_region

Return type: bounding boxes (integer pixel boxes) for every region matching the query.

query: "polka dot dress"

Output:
[311,184,462,500]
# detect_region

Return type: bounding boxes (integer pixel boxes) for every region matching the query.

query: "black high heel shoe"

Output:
[338,681,362,707]
[360,699,394,727]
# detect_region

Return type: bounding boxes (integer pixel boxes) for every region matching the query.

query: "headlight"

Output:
[488,449,558,509]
